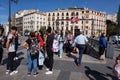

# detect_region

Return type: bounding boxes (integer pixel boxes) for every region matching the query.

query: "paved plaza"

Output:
[0,37,119,80]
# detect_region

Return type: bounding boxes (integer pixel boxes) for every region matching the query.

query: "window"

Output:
[71,27,73,31]
[62,13,64,16]
[48,22,50,25]
[86,30,88,35]
[82,11,84,13]
[48,17,50,21]
[62,17,64,19]
[76,12,79,16]
[86,26,88,29]
[61,22,64,25]
[57,13,59,16]
[66,13,69,16]
[86,20,88,24]
[52,17,55,21]
[86,11,89,13]
[53,22,54,25]
[53,13,55,16]
[62,26,63,30]
[66,17,69,20]
[71,12,75,16]
[48,13,51,16]
[66,27,68,30]
[82,21,83,24]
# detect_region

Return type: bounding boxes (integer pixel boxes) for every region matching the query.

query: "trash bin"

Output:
[106,42,114,59]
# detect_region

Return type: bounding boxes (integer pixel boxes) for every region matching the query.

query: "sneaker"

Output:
[6,70,10,74]
[10,70,18,76]
[27,73,31,76]
[46,68,49,71]
[45,71,53,75]
[14,57,18,60]
[33,73,38,77]
[59,56,62,59]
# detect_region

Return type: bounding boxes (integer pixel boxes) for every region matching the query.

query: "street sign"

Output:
[70,16,79,23]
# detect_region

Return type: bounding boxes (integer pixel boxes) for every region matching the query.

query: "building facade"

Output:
[46,7,106,37]
[14,10,46,35]
[23,11,46,34]
[107,14,117,23]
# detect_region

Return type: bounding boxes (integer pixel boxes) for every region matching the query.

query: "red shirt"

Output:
[38,36,44,47]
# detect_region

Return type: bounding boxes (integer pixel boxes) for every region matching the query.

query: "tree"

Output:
[24,29,29,34]
[39,26,46,34]
[117,5,120,26]
[106,20,117,35]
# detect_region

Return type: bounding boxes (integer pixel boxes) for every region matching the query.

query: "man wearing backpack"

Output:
[6,26,18,75]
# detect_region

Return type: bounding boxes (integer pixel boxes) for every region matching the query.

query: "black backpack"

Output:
[3,36,7,48]
[29,38,39,58]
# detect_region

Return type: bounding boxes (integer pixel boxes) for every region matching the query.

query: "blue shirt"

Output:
[99,37,107,48]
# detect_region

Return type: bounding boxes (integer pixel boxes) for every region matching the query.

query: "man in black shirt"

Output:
[45,27,54,75]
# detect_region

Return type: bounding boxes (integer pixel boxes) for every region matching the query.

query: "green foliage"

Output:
[39,26,46,34]
[106,20,117,35]
[24,29,29,33]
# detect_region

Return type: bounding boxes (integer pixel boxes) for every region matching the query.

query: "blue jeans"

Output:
[59,42,64,57]
[27,50,37,73]
[77,45,85,64]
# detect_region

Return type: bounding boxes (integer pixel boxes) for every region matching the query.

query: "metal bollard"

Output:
[106,42,114,59]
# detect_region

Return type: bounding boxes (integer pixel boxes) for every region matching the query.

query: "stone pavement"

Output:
[0,42,119,80]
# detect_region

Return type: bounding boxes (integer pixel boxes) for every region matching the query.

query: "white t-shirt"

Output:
[7,34,15,52]
[74,34,88,45]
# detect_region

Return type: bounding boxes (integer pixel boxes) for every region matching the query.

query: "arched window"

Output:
[66,13,69,16]
[53,13,55,16]
[48,13,51,16]
[62,13,64,16]
[76,12,79,16]
[71,12,75,16]
[61,22,64,25]
[57,13,59,16]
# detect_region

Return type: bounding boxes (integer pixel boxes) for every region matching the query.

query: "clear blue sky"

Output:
[0,0,120,24]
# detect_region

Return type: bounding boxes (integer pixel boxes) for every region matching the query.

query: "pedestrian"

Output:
[22,32,40,77]
[34,31,44,69]
[64,30,69,53]
[0,27,4,65]
[66,31,73,56]
[73,30,88,66]
[6,26,18,75]
[14,31,19,60]
[98,33,107,60]
[45,27,54,75]
[114,34,119,46]
[113,54,120,80]
[58,30,65,58]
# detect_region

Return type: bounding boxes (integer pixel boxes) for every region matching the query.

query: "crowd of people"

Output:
[0,26,120,79]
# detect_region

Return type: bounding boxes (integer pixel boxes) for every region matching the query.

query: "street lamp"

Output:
[8,0,18,31]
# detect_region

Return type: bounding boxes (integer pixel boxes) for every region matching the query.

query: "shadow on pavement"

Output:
[17,51,24,57]
[66,53,77,60]
[106,66,118,80]
[14,57,24,70]
[85,66,109,80]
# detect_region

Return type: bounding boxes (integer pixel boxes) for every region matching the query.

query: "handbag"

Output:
[72,48,78,54]
[39,51,45,66]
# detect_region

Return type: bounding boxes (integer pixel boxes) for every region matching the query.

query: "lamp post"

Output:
[8,0,18,31]
[8,0,11,31]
